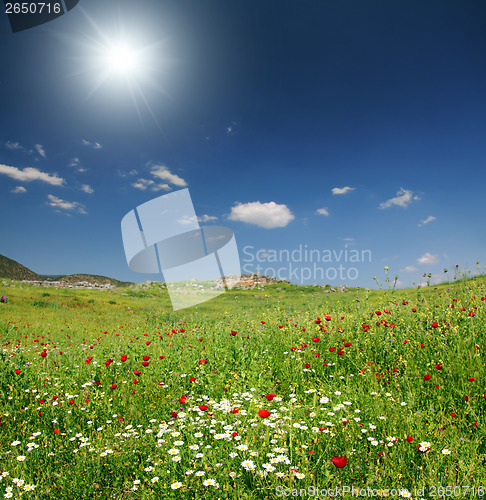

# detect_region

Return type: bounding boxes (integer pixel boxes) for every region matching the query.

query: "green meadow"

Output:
[1,273,485,499]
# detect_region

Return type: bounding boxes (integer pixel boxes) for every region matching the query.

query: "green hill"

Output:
[0,254,131,287]
[0,254,41,281]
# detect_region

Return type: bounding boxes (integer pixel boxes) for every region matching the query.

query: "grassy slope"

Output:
[0,275,485,498]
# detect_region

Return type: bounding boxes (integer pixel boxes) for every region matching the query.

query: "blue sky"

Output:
[0,0,485,288]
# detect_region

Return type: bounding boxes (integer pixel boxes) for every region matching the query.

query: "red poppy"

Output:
[133,380,138,384]
[69,399,74,405]
[375,311,382,316]
[40,351,47,357]
[15,369,21,374]
[171,412,178,418]
[179,396,187,404]
[406,436,414,442]
[54,428,60,434]
[198,405,208,411]
[464,395,469,401]
[111,384,117,389]
[120,355,127,362]
[451,413,456,417]
[199,359,207,365]
[431,322,439,328]
[344,342,352,347]
[261,321,265,324]
[435,364,442,370]
[231,331,237,336]
[95,380,101,386]
[312,337,320,343]
[423,374,431,381]
[134,370,141,376]
[190,377,196,383]
[329,347,335,352]
[331,456,347,468]
[232,432,238,437]
[266,393,276,401]
[145,341,151,345]
[230,408,239,414]
[468,377,475,382]
[337,349,344,355]
[105,358,113,367]
[258,409,271,418]
[143,356,150,361]
[142,362,149,367]
[304,364,311,368]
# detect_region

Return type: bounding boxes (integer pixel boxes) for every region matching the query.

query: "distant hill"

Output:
[57,274,132,287]
[0,254,131,287]
[0,254,41,281]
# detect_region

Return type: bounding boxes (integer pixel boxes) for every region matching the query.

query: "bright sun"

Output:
[105,44,139,75]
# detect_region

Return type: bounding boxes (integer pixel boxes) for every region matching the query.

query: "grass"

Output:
[0,273,485,499]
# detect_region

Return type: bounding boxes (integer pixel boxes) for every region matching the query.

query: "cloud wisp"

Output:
[0,163,64,186]
[47,194,87,215]
[379,188,419,209]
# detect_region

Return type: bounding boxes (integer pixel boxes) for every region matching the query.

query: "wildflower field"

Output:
[1,274,485,499]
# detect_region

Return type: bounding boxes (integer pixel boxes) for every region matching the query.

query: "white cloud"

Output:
[198,214,218,223]
[34,144,46,158]
[132,178,170,192]
[178,215,198,225]
[47,194,86,215]
[152,183,170,192]
[81,184,94,194]
[11,186,26,194]
[132,178,154,190]
[68,157,86,172]
[0,163,64,186]
[316,207,329,216]
[226,121,237,135]
[418,215,436,227]
[401,265,418,272]
[332,186,355,195]
[5,141,22,150]
[150,164,187,187]
[379,188,419,209]
[229,201,294,228]
[82,139,102,149]
[417,252,438,265]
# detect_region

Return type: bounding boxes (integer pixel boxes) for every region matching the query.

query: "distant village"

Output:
[3,273,349,292]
